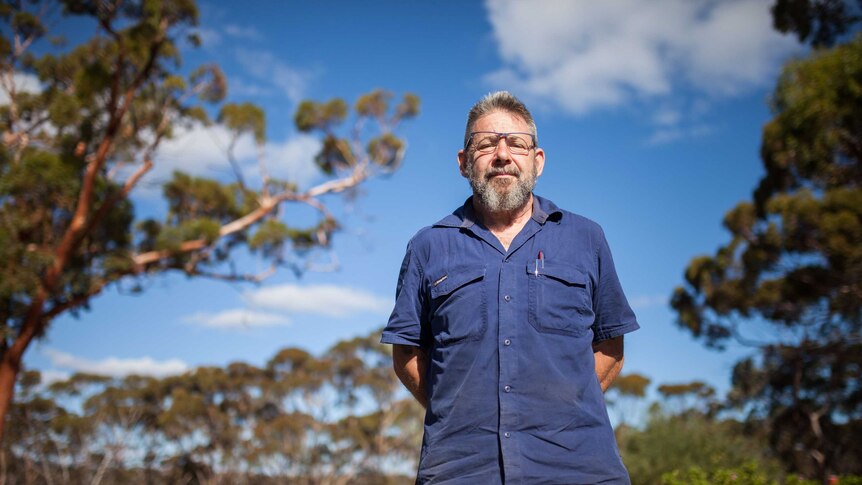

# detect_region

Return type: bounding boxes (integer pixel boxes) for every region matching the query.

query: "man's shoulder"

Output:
[406,217,458,250]
[535,195,604,236]
[559,209,604,235]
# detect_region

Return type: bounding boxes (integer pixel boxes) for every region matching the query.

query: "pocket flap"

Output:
[525,261,587,286]
[430,265,486,298]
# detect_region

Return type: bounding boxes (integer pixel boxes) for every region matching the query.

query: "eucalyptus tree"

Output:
[671,36,861,479]
[0,0,419,439]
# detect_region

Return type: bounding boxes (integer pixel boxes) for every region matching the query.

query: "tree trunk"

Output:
[0,298,45,441]
[0,352,22,441]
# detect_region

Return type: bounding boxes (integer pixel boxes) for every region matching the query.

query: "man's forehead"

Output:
[473,110,530,130]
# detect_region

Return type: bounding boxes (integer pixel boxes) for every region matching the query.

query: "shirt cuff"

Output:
[593,321,640,343]
[380,332,423,347]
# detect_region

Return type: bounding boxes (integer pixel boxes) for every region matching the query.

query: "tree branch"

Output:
[182,265,277,284]
[49,16,169,289]
[131,160,370,270]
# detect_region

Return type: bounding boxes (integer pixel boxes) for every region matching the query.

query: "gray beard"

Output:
[466,159,537,212]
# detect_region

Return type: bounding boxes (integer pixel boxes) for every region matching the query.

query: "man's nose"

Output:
[493,138,513,162]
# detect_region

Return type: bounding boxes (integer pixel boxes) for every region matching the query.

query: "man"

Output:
[381,91,639,484]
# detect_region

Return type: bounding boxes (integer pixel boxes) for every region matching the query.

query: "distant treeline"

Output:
[7,329,862,484]
[7,330,422,484]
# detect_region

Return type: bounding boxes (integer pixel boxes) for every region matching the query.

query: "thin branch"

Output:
[257,142,270,198]
[224,135,247,190]
[304,165,368,198]
[42,278,115,322]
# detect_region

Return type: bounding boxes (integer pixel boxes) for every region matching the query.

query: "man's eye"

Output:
[476,138,497,150]
[508,137,528,149]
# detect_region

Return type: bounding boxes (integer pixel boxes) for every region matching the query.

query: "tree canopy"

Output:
[671,35,862,480]
[0,0,418,439]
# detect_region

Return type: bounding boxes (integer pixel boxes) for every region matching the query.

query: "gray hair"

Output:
[463,91,537,149]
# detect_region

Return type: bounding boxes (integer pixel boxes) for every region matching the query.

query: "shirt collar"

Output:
[433,194,562,228]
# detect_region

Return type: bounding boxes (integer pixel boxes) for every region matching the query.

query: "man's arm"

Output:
[593,335,624,392]
[392,344,429,408]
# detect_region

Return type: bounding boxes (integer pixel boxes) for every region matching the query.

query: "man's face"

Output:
[458,110,545,212]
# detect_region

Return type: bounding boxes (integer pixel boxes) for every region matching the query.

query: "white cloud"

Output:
[195,23,260,47]
[195,27,222,47]
[224,24,262,41]
[629,294,669,310]
[134,122,321,196]
[43,349,188,378]
[185,309,290,329]
[646,123,713,146]
[484,0,799,115]
[652,106,682,127]
[153,123,253,180]
[234,48,313,102]
[229,78,274,97]
[39,369,71,386]
[267,134,323,189]
[244,284,392,318]
[0,72,42,105]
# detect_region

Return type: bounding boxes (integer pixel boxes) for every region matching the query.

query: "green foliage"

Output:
[155,217,221,251]
[294,97,348,132]
[249,219,291,250]
[315,134,356,174]
[368,132,405,170]
[771,0,862,47]
[671,35,862,480]
[619,406,784,485]
[297,91,419,175]
[162,171,245,223]
[663,463,862,485]
[611,373,651,397]
[189,64,226,103]
[661,463,778,485]
[218,102,265,144]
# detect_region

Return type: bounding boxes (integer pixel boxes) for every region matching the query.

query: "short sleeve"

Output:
[591,228,640,342]
[381,241,430,348]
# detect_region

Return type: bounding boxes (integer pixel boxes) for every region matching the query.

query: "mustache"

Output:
[485,167,521,179]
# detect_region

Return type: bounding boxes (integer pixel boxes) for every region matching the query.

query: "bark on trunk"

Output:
[0,351,21,441]
[0,297,45,441]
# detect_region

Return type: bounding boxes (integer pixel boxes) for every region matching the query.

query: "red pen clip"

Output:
[535,251,544,276]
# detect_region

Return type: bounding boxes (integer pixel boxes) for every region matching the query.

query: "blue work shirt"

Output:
[382,195,639,484]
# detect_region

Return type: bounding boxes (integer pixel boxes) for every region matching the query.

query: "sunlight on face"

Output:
[465,111,539,212]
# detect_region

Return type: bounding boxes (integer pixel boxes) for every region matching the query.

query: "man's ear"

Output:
[534,148,545,178]
[457,149,469,178]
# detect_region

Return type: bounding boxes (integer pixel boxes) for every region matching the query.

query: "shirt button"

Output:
[504,295,511,302]
[504,432,511,438]
[504,385,512,392]
[504,339,511,346]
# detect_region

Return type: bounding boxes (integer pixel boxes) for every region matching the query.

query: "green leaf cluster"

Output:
[619,407,784,485]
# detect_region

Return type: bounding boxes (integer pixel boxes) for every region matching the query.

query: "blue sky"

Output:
[25,1,804,406]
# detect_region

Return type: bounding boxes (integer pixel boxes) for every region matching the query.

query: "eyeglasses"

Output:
[466,131,536,156]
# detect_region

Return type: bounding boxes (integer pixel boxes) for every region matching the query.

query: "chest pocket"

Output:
[428,265,487,345]
[527,261,594,337]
